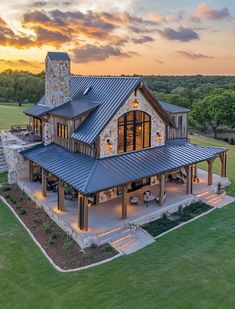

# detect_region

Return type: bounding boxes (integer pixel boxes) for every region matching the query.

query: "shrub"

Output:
[42,221,52,233]
[48,230,57,245]
[2,186,11,192]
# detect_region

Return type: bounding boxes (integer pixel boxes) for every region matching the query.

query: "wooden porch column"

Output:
[41,168,47,197]
[121,184,128,219]
[29,160,33,182]
[185,165,193,194]
[78,194,88,231]
[207,158,215,186]
[219,152,227,178]
[159,173,165,206]
[57,179,64,211]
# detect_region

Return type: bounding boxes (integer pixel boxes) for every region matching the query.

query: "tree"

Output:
[191,92,235,139]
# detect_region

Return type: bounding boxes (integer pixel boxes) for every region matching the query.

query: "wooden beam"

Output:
[78,194,88,231]
[41,168,47,197]
[57,179,64,211]
[121,184,128,219]
[207,158,215,186]
[219,152,226,178]
[29,160,33,182]
[159,173,165,206]
[186,165,193,194]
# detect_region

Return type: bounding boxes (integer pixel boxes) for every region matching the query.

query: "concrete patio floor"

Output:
[19,169,230,238]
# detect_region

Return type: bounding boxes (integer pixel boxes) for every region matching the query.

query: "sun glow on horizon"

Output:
[0,0,235,75]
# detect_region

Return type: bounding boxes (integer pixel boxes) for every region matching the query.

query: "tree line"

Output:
[0,70,44,105]
[0,71,234,141]
[143,75,235,141]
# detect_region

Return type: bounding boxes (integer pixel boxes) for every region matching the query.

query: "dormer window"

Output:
[83,87,91,95]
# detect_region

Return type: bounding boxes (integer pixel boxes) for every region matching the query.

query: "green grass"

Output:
[0,172,7,184]
[190,134,235,196]
[2,200,235,308]
[0,103,33,131]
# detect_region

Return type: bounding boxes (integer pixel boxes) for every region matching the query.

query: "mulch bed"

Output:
[0,184,117,270]
[142,202,213,237]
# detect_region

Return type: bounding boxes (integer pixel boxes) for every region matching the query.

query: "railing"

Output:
[9,125,42,143]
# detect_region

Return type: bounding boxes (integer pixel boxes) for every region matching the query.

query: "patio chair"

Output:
[130,196,139,205]
[143,191,156,207]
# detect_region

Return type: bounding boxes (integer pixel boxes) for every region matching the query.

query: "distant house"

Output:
[1,52,229,249]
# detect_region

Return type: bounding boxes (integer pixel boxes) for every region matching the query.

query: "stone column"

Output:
[42,168,47,197]
[57,179,64,211]
[121,184,128,219]
[159,174,165,206]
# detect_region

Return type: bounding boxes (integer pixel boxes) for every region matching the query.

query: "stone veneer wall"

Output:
[98,89,166,203]
[45,57,70,108]
[1,131,37,184]
[99,89,166,158]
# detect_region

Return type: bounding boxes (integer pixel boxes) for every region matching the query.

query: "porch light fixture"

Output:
[132,98,139,109]
[155,131,162,142]
[106,139,113,151]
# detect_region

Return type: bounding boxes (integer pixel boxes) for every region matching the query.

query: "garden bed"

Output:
[142,202,213,237]
[0,184,117,270]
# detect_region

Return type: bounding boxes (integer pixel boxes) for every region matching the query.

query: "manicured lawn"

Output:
[0,103,33,130]
[190,134,235,196]
[0,172,7,184]
[2,200,235,308]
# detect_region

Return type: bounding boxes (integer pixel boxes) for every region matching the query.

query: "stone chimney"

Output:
[45,52,70,108]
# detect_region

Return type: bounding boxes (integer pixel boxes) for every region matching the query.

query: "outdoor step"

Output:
[110,228,155,255]
[96,226,132,244]
[111,233,137,247]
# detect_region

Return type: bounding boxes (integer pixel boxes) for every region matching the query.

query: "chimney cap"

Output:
[47,52,70,61]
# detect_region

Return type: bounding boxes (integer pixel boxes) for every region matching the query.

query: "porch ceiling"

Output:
[21,139,227,195]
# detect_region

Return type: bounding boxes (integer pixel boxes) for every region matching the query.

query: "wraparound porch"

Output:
[18,169,229,238]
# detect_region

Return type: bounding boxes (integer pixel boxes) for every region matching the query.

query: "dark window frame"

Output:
[118,110,151,154]
[57,123,68,140]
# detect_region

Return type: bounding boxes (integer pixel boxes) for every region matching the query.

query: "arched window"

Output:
[118,111,151,153]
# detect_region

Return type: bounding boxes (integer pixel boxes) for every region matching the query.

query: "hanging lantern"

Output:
[132,98,139,109]
[155,131,162,142]
[106,139,113,151]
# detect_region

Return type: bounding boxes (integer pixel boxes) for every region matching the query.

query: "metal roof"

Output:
[70,76,142,144]
[159,101,190,114]
[47,52,70,61]
[48,100,100,118]
[24,104,52,118]
[21,140,227,195]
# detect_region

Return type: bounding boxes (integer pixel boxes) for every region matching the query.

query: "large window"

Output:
[118,111,151,153]
[57,123,68,139]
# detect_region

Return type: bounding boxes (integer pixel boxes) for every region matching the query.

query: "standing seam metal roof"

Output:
[21,140,227,195]
[70,76,142,144]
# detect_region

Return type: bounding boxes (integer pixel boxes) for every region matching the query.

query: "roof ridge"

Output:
[70,75,141,79]
[82,159,99,193]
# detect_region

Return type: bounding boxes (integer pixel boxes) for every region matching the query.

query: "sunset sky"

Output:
[0,0,235,75]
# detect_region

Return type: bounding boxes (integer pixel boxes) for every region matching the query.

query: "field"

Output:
[190,134,235,196]
[0,136,235,308]
[0,103,33,131]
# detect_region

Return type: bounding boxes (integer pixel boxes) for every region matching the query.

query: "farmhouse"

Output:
[1,52,230,249]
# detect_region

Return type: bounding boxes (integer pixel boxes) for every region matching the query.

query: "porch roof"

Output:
[21,140,227,195]
[24,104,52,118]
